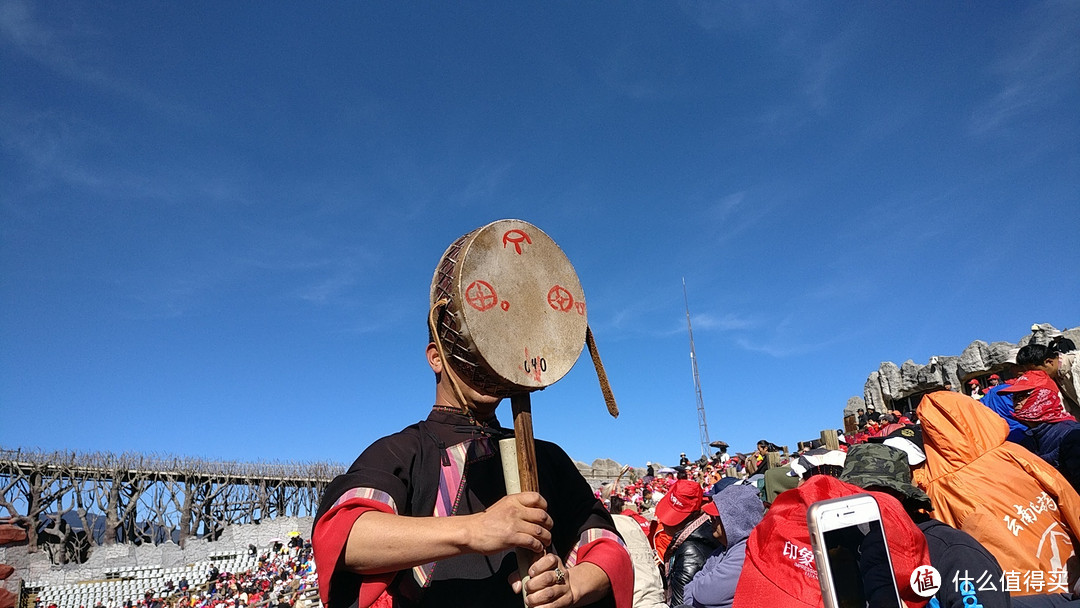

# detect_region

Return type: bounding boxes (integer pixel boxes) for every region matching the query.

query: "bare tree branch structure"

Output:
[0,447,341,563]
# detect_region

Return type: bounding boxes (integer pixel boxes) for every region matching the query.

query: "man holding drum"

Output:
[311,221,632,608]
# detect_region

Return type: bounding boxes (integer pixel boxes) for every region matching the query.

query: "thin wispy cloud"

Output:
[735,325,853,358]
[0,108,172,201]
[707,191,745,223]
[800,30,855,115]
[0,107,249,207]
[232,225,382,310]
[969,0,1080,136]
[679,1,805,33]
[802,279,874,304]
[452,161,514,205]
[295,272,358,305]
[701,188,775,247]
[616,309,758,339]
[599,31,680,102]
[119,273,219,320]
[687,312,757,332]
[0,0,198,121]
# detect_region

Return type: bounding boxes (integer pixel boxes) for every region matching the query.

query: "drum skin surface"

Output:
[431,219,587,396]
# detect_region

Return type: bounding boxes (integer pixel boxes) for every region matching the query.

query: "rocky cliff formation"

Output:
[847,323,1078,415]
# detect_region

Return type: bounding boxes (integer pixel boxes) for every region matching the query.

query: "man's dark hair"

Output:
[1017,344,1056,368]
[1051,336,1077,354]
[609,495,624,514]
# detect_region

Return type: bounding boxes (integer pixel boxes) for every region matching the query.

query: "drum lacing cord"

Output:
[429,298,488,429]
[586,326,619,419]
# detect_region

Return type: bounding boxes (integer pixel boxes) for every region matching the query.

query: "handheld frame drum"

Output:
[428,219,617,595]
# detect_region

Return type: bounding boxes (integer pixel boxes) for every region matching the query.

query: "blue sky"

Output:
[2,2,1078,469]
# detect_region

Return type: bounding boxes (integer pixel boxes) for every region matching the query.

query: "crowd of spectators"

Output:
[39,537,318,608]
[174,538,316,608]
[598,333,1080,607]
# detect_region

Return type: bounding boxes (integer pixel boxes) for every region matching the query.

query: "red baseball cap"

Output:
[733,475,931,608]
[654,479,703,527]
[989,374,1001,380]
[999,370,1058,394]
[968,379,980,385]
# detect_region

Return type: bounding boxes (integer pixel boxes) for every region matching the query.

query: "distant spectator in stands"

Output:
[682,484,764,608]
[787,447,846,483]
[608,496,666,608]
[679,452,690,467]
[713,441,729,465]
[980,365,1029,444]
[752,440,775,473]
[1011,344,1072,423]
[968,379,983,399]
[655,480,718,606]
[865,405,881,423]
[856,408,867,428]
[1050,335,1080,419]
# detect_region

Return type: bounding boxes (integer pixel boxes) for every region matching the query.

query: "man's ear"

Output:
[427,342,443,375]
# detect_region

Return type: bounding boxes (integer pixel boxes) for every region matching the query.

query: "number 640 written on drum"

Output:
[521,350,547,383]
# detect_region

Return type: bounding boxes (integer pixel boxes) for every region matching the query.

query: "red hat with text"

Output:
[654,479,704,527]
[1000,370,1058,395]
[733,475,932,608]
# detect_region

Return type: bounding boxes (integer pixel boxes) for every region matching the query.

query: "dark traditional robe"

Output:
[312,407,631,608]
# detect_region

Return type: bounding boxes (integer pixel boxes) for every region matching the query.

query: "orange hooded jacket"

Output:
[916,391,1080,588]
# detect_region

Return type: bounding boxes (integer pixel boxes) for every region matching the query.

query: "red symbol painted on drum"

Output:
[575,302,586,316]
[522,347,546,383]
[500,300,510,311]
[547,285,574,312]
[465,280,498,312]
[502,230,532,255]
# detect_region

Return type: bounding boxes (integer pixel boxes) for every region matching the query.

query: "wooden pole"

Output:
[766,452,780,470]
[510,393,541,603]
[512,394,539,493]
[820,429,840,451]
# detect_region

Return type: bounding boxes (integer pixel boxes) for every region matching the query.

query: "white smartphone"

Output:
[806,494,903,608]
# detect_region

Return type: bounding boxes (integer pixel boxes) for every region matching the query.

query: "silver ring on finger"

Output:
[553,566,566,586]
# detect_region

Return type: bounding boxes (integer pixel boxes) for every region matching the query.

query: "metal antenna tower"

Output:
[683,278,711,458]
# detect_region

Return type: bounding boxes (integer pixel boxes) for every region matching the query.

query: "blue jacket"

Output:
[981,384,1028,444]
[1020,419,1080,468]
[682,485,764,608]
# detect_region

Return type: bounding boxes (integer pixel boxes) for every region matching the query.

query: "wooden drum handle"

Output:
[500,393,542,605]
